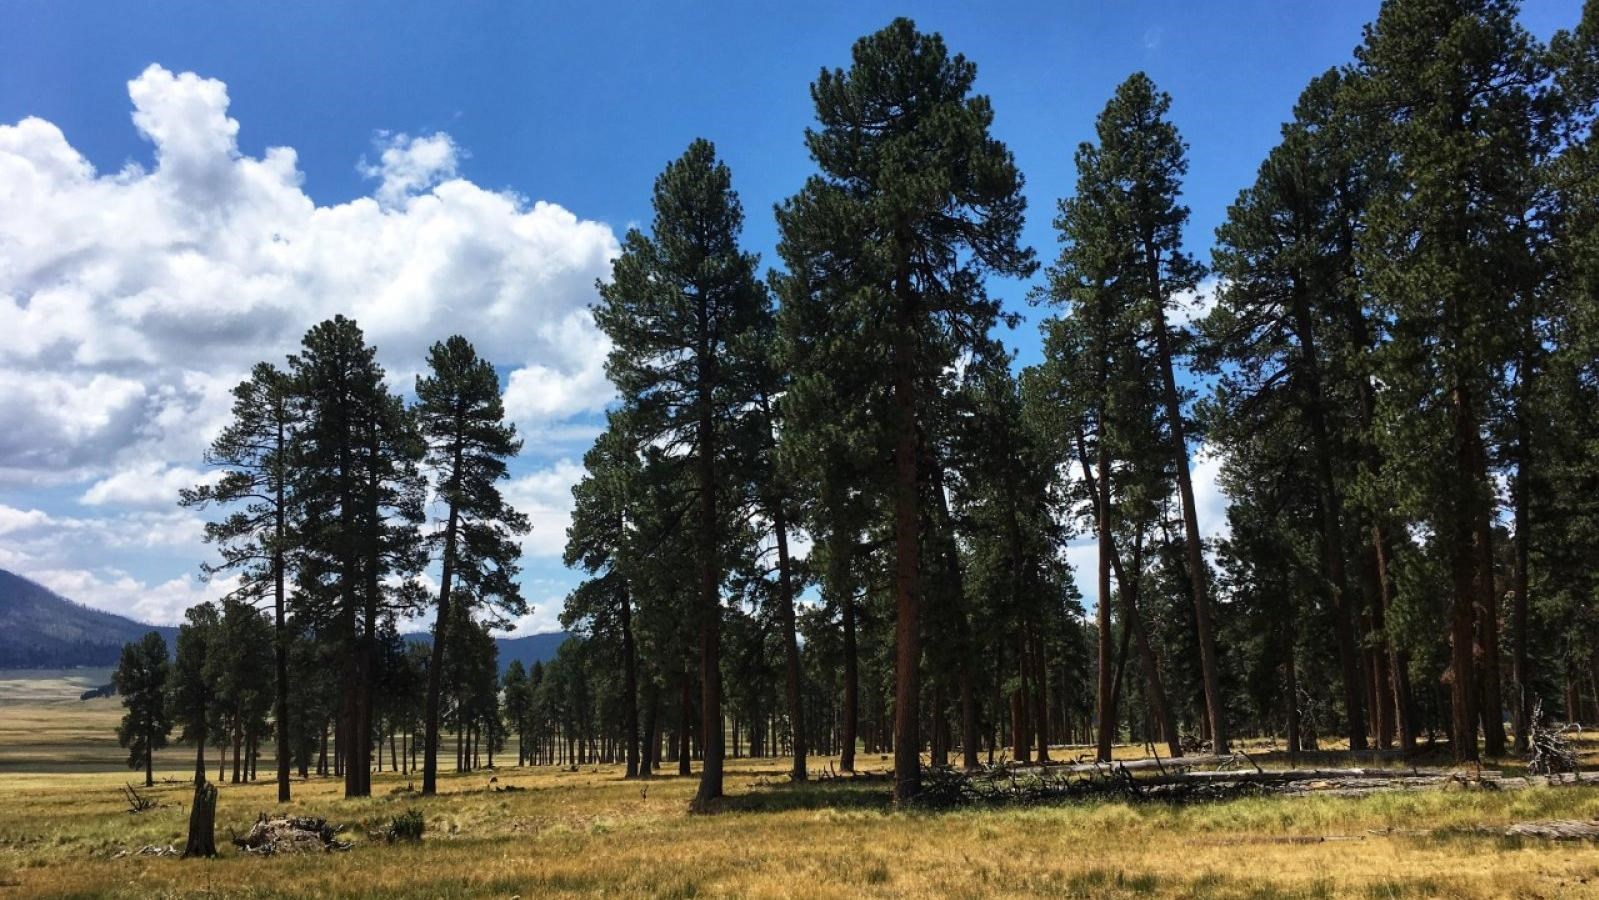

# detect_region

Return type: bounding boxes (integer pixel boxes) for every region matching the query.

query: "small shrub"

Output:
[386,808,425,843]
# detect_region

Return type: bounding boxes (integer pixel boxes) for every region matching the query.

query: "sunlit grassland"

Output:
[4,698,1599,897]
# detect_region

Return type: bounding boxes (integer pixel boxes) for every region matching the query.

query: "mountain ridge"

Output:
[0,568,568,672]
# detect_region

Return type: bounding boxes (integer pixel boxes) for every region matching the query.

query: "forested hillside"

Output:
[0,570,178,668]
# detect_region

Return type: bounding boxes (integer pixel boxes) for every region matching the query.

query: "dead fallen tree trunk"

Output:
[1013,754,1236,776]
[1506,820,1599,840]
[1130,767,1450,789]
[912,761,1554,807]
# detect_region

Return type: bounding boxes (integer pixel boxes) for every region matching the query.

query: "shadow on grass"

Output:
[713,779,893,814]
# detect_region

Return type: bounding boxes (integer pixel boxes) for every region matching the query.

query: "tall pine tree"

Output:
[781,19,1035,800]
[414,335,529,796]
[593,139,767,806]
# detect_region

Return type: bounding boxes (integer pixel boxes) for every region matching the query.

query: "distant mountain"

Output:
[0,569,179,668]
[399,629,571,675]
[0,567,572,673]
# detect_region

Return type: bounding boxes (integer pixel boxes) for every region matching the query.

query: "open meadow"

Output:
[5,686,1599,898]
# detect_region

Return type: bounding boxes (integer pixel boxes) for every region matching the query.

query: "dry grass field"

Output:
[3,685,1599,898]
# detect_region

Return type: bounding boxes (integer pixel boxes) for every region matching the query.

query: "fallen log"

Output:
[1130,767,1451,789]
[1506,820,1599,841]
[911,760,1547,808]
[1012,754,1236,776]
[113,844,178,858]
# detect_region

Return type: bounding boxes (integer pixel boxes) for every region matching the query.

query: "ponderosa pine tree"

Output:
[289,316,427,797]
[1053,72,1227,752]
[593,139,767,806]
[1033,300,1182,761]
[1034,144,1130,763]
[563,415,645,778]
[207,598,274,783]
[502,660,531,765]
[180,361,297,801]
[740,311,809,781]
[115,632,172,787]
[782,18,1035,801]
[774,182,888,775]
[949,355,1066,765]
[1353,0,1549,761]
[168,602,219,784]
[1534,0,1599,743]
[1036,76,1213,757]
[415,335,529,796]
[1203,69,1373,752]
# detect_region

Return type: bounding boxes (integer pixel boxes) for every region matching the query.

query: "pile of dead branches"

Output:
[230,813,351,854]
[908,756,1485,809]
[915,762,1277,808]
[1527,700,1582,776]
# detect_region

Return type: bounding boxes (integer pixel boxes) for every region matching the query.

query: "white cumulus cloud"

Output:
[504,459,586,559]
[0,63,619,488]
[0,64,620,627]
[360,131,461,208]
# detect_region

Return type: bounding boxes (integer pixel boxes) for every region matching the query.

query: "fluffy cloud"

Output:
[80,462,218,508]
[0,64,619,487]
[504,459,586,559]
[360,131,461,208]
[1168,277,1220,329]
[26,566,238,630]
[504,593,568,638]
[0,65,620,629]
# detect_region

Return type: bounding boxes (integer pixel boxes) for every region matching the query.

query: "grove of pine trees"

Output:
[120,0,1599,803]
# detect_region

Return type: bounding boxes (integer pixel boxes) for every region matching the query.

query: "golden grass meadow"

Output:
[4,680,1599,898]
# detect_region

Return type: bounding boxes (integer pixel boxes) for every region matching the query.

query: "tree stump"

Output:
[182,780,218,858]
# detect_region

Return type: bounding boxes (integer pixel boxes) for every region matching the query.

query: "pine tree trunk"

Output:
[890,276,922,803]
[1011,629,1030,763]
[423,422,466,797]
[839,538,859,773]
[1094,428,1115,764]
[1448,385,1482,762]
[1511,344,1534,753]
[620,584,640,779]
[693,321,724,807]
[772,502,806,781]
[1476,509,1507,757]
[640,682,658,777]
[1150,297,1227,752]
[193,726,206,785]
[1285,633,1301,757]
[678,669,693,777]
[1031,627,1051,762]
[273,450,291,803]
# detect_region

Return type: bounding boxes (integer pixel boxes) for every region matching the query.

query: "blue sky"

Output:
[0,1,1583,631]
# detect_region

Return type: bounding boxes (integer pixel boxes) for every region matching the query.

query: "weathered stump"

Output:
[182,780,218,858]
